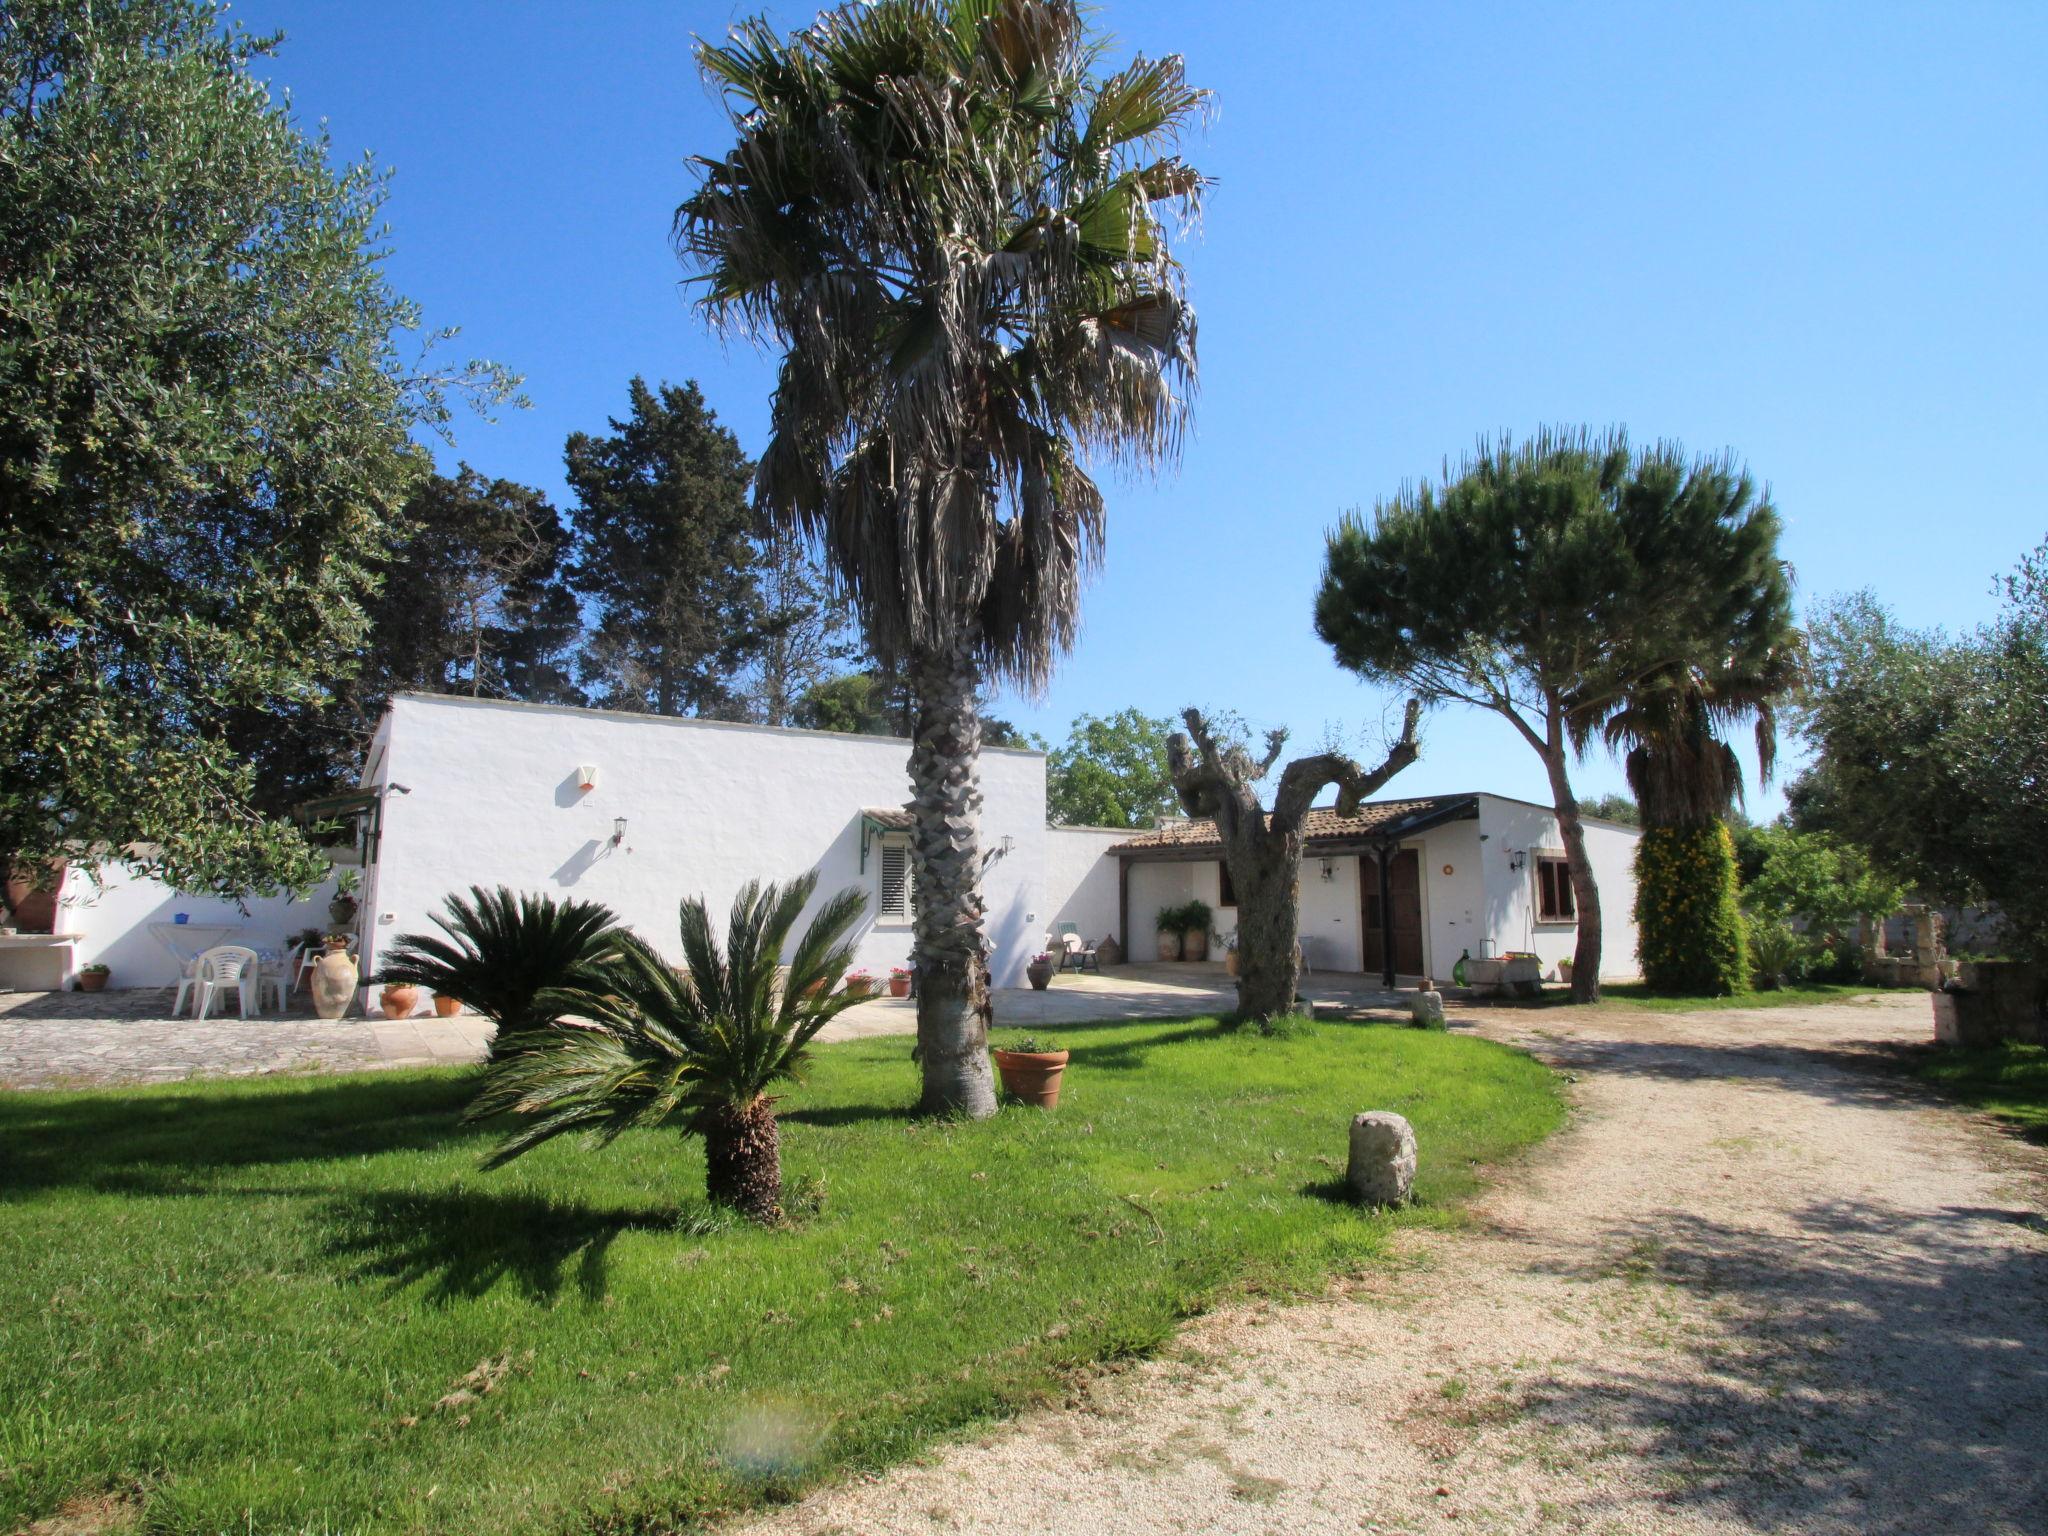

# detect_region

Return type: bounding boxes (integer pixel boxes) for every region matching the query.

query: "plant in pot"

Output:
[991,1032,1069,1108]
[1222,929,1241,978]
[844,968,876,999]
[328,868,362,931]
[1025,950,1055,990]
[887,965,912,998]
[1155,902,1187,961]
[1181,899,1214,961]
[379,981,421,1018]
[77,962,110,993]
[432,992,464,1017]
[1556,957,1573,986]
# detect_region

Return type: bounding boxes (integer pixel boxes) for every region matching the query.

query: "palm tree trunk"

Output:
[703,1097,783,1223]
[907,635,998,1119]
[1540,721,1603,1003]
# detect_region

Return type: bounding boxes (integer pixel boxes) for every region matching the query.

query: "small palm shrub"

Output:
[1634,823,1749,996]
[376,887,635,1060]
[1747,919,1808,989]
[465,874,869,1224]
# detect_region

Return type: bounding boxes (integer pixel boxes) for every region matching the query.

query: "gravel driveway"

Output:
[734,992,2048,1535]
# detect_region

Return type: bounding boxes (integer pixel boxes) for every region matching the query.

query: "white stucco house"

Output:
[32,693,1643,995]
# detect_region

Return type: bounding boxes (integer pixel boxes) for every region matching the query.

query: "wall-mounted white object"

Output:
[576,764,599,792]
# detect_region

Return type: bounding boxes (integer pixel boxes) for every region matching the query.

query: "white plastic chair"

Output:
[188,945,262,1019]
[257,947,293,1014]
[170,954,204,1017]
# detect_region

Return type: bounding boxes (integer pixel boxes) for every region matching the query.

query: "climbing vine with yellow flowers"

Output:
[1635,822,1749,995]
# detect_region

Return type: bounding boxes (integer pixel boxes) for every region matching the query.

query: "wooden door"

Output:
[1360,849,1425,978]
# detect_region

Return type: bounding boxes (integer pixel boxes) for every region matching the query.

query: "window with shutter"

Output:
[1535,855,1575,923]
[878,842,911,921]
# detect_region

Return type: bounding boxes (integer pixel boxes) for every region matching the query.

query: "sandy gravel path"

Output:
[736,993,2048,1536]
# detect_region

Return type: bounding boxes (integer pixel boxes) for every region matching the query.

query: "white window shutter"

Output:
[879,844,909,920]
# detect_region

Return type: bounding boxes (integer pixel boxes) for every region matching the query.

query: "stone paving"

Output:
[0,964,1404,1090]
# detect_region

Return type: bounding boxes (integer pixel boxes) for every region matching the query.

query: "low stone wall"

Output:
[1932,961,2044,1047]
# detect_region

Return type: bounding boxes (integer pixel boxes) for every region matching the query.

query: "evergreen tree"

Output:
[565,378,759,718]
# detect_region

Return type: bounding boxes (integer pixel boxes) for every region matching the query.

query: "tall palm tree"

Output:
[675,0,1204,1117]
[375,887,635,1060]
[464,874,868,1224]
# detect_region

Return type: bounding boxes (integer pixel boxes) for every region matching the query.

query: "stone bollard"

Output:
[1347,1111,1417,1207]
[1408,984,1445,1028]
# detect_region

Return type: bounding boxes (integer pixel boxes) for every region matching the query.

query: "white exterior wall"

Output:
[1297,852,1363,972]
[1421,818,1487,982]
[1044,827,1126,949]
[364,695,1051,988]
[55,862,339,987]
[1126,859,1197,961]
[1475,794,1642,980]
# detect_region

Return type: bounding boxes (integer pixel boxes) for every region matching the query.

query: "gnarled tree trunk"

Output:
[703,1097,783,1224]
[1540,716,1603,1003]
[1170,702,1421,1024]
[907,637,998,1119]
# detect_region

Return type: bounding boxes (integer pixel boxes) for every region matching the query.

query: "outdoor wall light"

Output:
[1508,849,1527,872]
[576,764,599,792]
[611,816,628,847]
[1319,857,1336,882]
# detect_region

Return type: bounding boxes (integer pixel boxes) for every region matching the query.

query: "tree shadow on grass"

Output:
[1062,1022,1233,1073]
[0,1074,483,1195]
[318,1187,683,1304]
[778,1100,918,1129]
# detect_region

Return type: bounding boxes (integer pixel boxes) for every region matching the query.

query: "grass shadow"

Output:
[778,1100,918,1129]
[0,1074,482,1196]
[318,1187,682,1304]
[1062,1022,1232,1072]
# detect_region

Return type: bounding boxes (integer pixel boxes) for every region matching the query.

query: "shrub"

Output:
[1179,898,1213,934]
[1635,823,1749,995]
[1746,919,1807,988]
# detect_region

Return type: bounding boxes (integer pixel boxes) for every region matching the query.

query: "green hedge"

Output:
[1635,822,1749,995]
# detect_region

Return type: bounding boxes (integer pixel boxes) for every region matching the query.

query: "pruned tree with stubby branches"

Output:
[1168,703,1421,1024]
[676,0,1204,1116]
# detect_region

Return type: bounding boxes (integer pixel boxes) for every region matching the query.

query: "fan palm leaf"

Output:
[464,873,870,1223]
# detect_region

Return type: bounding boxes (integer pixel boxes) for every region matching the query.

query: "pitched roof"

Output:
[860,805,914,831]
[1106,795,1478,857]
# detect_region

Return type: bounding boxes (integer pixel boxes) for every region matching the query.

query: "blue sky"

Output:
[247,0,2046,814]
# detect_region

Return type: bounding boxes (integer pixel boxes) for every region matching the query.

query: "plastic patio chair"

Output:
[1058,929,1099,973]
[188,945,263,1019]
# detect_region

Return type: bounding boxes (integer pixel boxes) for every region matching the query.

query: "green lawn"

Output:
[1906,1041,2048,1141]
[0,1015,1561,1536]
[1521,980,1882,1014]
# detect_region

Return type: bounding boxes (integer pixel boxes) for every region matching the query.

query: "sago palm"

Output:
[675,0,1204,1117]
[464,874,869,1224]
[375,887,634,1060]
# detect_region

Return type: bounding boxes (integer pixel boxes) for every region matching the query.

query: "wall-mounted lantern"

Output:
[1319,857,1336,882]
[576,764,600,792]
[1508,849,1527,873]
[611,816,628,848]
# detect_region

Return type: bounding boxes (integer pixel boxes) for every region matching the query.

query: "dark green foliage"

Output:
[375,888,635,1059]
[1578,793,1641,827]
[1737,824,1904,934]
[228,468,583,814]
[1636,824,1749,995]
[466,873,869,1221]
[746,526,858,727]
[565,378,760,718]
[0,0,515,894]
[793,670,910,736]
[1798,552,2048,960]
[1046,710,1179,828]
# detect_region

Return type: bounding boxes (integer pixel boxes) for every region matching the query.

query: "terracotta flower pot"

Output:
[1225,949,1240,978]
[845,977,875,998]
[1026,961,1054,991]
[1155,930,1183,962]
[78,970,109,993]
[993,1048,1069,1109]
[888,976,911,998]
[1183,928,1210,962]
[432,994,463,1018]
[379,983,421,1019]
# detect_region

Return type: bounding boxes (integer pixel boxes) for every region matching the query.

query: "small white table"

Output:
[0,933,82,991]
[148,921,245,973]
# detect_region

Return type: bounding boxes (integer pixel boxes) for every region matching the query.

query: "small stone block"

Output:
[1408,989,1445,1028]
[1347,1111,1417,1207]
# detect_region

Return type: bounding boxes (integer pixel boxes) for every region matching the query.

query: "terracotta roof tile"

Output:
[1106,795,1475,856]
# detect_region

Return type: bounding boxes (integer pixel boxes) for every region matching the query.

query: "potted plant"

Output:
[887,965,912,998]
[1155,902,1186,961]
[991,1033,1069,1108]
[78,962,110,993]
[1025,951,1055,990]
[1556,957,1573,986]
[1181,899,1213,961]
[432,992,464,1017]
[844,969,876,999]
[328,868,362,930]
[379,981,421,1018]
[1223,930,1241,978]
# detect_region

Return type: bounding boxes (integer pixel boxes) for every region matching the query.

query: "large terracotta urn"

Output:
[311,943,357,1020]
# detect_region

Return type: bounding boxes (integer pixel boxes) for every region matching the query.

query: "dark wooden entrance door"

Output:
[1360,848,1425,978]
